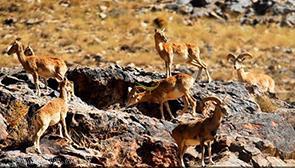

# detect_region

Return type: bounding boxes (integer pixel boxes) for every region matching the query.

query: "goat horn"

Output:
[201,96,222,105]
[227,53,236,61]
[237,52,252,60]
[135,82,158,91]
[133,85,146,92]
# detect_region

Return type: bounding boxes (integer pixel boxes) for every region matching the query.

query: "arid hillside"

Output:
[0,0,294,101]
[0,1,295,167]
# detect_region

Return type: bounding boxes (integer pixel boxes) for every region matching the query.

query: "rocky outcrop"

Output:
[0,65,294,167]
[161,0,295,27]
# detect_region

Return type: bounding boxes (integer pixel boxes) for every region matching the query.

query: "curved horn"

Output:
[135,82,158,91]
[201,96,222,106]
[133,85,146,92]
[237,52,252,61]
[227,53,236,62]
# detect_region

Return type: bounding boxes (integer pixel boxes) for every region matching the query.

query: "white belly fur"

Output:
[166,88,184,100]
[174,51,189,63]
[184,138,201,146]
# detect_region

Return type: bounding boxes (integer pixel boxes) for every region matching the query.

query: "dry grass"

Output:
[255,95,279,113]
[6,101,29,129]
[0,0,294,101]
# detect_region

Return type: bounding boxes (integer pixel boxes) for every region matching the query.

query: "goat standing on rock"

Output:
[127,73,198,120]
[29,79,74,154]
[172,96,228,167]
[7,39,68,96]
[154,29,212,82]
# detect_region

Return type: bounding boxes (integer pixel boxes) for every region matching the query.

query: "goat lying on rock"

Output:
[227,52,275,94]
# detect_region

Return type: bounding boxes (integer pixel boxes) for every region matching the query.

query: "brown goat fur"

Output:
[7,39,67,96]
[154,29,212,82]
[172,96,228,167]
[127,73,197,120]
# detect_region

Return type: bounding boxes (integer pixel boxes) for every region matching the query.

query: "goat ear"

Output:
[128,87,132,92]
[227,53,236,63]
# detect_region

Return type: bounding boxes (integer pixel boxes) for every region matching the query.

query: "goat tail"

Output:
[27,104,41,129]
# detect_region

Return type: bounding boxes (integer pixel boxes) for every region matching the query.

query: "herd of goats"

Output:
[5,29,276,167]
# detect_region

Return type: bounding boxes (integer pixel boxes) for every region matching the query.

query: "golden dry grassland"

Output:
[0,0,294,101]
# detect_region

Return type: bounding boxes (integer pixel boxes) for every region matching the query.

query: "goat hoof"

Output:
[191,112,198,117]
[170,117,176,121]
[71,120,79,127]
[170,118,179,123]
[177,112,184,116]
[66,138,73,144]
[201,161,206,167]
[35,148,42,154]
[209,160,215,165]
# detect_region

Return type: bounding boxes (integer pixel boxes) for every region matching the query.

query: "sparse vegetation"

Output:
[255,95,278,113]
[0,0,294,102]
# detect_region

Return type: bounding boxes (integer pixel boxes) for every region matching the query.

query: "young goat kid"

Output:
[154,29,212,82]
[172,96,228,167]
[227,52,275,94]
[29,79,74,154]
[7,39,67,96]
[127,73,197,120]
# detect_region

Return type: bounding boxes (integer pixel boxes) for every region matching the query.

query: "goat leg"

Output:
[34,124,49,154]
[201,143,206,167]
[61,118,72,143]
[164,102,175,120]
[208,141,215,164]
[33,72,41,96]
[160,103,165,120]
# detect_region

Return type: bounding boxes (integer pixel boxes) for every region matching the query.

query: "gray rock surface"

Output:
[0,65,294,167]
[161,0,295,27]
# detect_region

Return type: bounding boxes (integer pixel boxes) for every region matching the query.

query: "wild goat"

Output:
[154,29,212,83]
[7,39,67,96]
[29,79,74,154]
[127,73,197,120]
[227,52,275,94]
[172,96,228,167]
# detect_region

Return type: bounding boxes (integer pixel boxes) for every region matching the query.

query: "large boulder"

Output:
[0,65,294,167]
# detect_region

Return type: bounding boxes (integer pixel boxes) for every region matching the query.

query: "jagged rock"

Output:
[252,0,275,15]
[283,12,295,26]
[252,154,270,167]
[66,66,259,115]
[0,65,294,167]
[0,114,8,143]
[3,18,17,26]
[190,0,210,8]
[228,0,252,13]
[266,156,288,167]
[163,0,295,27]
[176,0,191,5]
[214,151,251,167]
